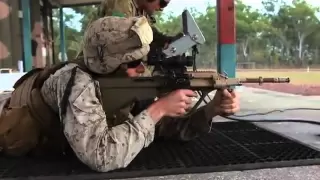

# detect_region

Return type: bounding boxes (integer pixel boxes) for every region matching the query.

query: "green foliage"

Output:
[53,0,320,68]
[52,9,83,61]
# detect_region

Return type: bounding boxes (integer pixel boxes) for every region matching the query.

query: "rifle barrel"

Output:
[240,77,290,84]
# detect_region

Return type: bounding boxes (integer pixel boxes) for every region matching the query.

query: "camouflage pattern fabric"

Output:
[98,0,137,18]
[98,0,171,47]
[39,16,212,172]
[40,16,155,172]
[75,0,138,59]
[83,16,153,74]
[41,63,156,172]
[77,0,171,76]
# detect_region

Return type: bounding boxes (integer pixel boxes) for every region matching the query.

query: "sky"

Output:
[64,0,320,31]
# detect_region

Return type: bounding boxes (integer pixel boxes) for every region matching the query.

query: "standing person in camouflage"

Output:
[0,16,240,172]
[98,0,176,48]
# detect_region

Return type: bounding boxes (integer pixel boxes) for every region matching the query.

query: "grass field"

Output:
[236,71,320,85]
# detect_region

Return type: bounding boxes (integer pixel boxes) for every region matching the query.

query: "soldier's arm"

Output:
[154,102,214,141]
[98,0,134,17]
[130,95,213,141]
[62,68,156,172]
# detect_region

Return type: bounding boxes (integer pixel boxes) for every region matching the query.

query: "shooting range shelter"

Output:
[3,1,320,180]
[0,0,237,77]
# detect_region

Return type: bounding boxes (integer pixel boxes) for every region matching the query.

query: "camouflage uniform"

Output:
[39,16,212,172]
[98,0,171,48]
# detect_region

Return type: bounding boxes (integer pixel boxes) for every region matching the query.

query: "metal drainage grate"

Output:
[1,122,320,179]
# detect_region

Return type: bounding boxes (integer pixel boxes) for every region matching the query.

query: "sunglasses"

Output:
[159,0,169,8]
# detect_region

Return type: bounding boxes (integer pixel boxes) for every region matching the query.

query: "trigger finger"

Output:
[222,89,233,98]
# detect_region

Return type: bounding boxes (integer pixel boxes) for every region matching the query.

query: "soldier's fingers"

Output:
[220,103,238,110]
[221,99,234,104]
[221,106,240,115]
[180,89,197,97]
[184,97,193,104]
[229,90,237,98]
[221,89,233,98]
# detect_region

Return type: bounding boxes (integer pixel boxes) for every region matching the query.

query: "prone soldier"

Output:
[0,16,240,172]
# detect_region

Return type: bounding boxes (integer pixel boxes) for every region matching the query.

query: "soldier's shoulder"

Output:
[99,0,134,17]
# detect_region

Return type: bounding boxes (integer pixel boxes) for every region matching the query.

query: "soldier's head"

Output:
[82,16,153,76]
[139,0,170,15]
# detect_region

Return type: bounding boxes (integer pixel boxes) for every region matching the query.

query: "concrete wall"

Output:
[0,0,54,70]
[0,0,23,70]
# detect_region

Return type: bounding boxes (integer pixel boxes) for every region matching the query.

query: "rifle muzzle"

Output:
[240,77,290,85]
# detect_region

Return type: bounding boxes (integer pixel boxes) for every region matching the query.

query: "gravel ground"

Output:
[244,83,320,96]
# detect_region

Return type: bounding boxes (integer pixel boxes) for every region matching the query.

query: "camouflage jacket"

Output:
[98,0,170,47]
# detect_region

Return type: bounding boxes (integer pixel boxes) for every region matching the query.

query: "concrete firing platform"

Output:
[1,85,320,151]
[215,87,320,151]
[1,86,320,180]
[131,87,320,180]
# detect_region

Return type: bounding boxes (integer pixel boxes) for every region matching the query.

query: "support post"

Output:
[59,7,66,61]
[216,0,236,78]
[21,0,32,71]
[49,5,56,64]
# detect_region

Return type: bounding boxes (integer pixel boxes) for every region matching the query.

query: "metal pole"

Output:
[21,0,32,71]
[59,7,66,61]
[216,0,236,78]
[50,6,56,64]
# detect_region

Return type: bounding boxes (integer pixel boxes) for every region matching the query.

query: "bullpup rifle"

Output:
[97,9,290,115]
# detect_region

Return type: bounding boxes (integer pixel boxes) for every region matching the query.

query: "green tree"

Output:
[52,9,83,61]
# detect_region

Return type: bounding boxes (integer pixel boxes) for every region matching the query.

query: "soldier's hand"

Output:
[158,89,197,116]
[212,89,240,116]
[147,89,197,122]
